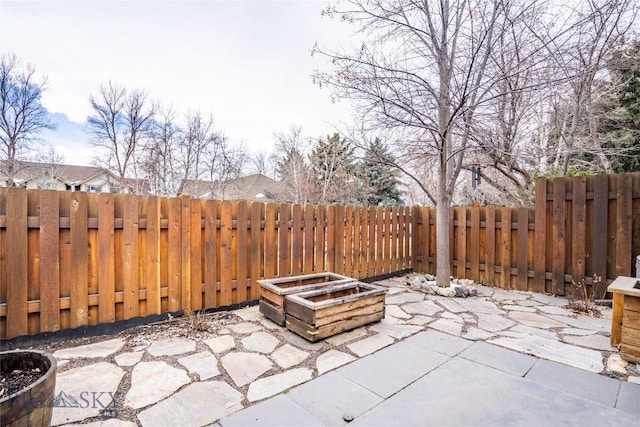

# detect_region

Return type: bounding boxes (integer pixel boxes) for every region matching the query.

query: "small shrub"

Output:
[566,274,604,317]
[183,311,212,334]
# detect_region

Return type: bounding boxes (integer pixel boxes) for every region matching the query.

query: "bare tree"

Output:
[87,81,157,192]
[34,145,65,190]
[314,0,504,287]
[548,0,637,175]
[143,106,180,195]
[175,112,221,195]
[273,125,314,203]
[0,54,55,186]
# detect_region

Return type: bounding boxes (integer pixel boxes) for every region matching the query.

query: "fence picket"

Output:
[39,191,60,332]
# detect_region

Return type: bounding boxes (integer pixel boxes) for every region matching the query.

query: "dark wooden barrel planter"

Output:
[0,350,57,427]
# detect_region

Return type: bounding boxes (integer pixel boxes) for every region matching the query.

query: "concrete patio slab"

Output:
[524,359,621,407]
[349,357,637,427]
[616,381,640,416]
[406,330,472,356]
[287,371,384,426]
[459,341,537,377]
[337,340,449,398]
[219,394,322,427]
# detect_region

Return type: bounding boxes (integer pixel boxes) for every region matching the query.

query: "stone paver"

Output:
[477,314,515,332]
[406,315,433,326]
[347,334,395,357]
[52,362,125,426]
[228,322,263,334]
[325,327,368,346]
[137,381,243,427]
[435,298,467,314]
[241,331,280,353]
[53,338,125,359]
[455,298,505,315]
[562,334,616,351]
[125,361,191,409]
[490,335,604,372]
[114,351,144,367]
[385,304,411,319]
[428,318,463,335]
[235,305,262,322]
[146,337,196,356]
[510,324,558,340]
[247,368,313,402]
[316,349,356,374]
[402,300,443,316]
[286,371,384,425]
[508,311,567,329]
[605,354,627,375]
[548,314,609,332]
[271,344,309,369]
[204,335,236,353]
[222,352,273,387]
[368,321,422,339]
[385,292,424,305]
[178,351,221,380]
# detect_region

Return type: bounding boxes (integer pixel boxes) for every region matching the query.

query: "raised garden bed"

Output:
[258,272,354,325]
[284,281,386,342]
[608,276,640,363]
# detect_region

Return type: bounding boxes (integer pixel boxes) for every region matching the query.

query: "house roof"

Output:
[183,174,284,200]
[2,161,114,186]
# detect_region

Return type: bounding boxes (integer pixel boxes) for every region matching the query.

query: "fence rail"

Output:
[1,172,638,339]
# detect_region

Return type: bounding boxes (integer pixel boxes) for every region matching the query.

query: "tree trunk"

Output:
[435,174,451,287]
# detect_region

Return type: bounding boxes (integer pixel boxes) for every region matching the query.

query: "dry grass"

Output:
[566,275,604,317]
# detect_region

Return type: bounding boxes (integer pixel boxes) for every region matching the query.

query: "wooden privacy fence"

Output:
[1,172,638,339]
[413,172,640,296]
[0,189,412,339]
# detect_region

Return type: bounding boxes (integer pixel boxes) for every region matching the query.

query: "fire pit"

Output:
[608,276,640,363]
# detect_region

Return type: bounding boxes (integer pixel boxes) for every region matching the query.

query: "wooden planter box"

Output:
[608,276,640,363]
[285,281,386,342]
[258,272,354,325]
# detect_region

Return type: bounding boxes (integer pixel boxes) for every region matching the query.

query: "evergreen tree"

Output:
[605,41,640,172]
[359,138,404,205]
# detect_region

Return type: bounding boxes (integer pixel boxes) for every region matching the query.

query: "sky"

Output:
[0,0,356,166]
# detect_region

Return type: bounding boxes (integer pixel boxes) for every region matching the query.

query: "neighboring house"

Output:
[182,173,285,201]
[0,161,147,194]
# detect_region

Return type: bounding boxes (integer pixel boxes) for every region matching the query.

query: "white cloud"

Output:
[1,0,356,161]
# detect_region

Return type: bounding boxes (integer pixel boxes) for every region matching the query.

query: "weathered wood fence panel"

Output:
[413,173,640,296]
[0,193,413,339]
[1,172,638,339]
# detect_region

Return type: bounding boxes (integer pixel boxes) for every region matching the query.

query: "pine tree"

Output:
[358,138,404,206]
